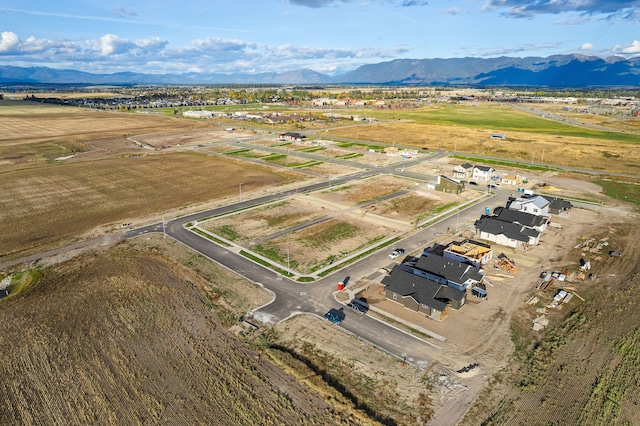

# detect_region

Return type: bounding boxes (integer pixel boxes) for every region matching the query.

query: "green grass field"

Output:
[361,105,639,143]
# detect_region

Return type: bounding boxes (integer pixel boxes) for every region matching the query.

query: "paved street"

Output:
[0,135,531,367]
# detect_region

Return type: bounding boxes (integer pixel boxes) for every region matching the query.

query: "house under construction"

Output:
[443,239,493,268]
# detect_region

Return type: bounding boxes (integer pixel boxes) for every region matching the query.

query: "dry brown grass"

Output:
[0,248,366,425]
[0,152,306,259]
[325,117,640,174]
[0,100,207,145]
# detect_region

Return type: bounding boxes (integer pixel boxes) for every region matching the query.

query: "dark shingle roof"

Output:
[493,207,548,228]
[382,266,466,311]
[474,165,494,172]
[547,196,573,211]
[414,253,483,284]
[382,267,448,311]
[475,216,530,242]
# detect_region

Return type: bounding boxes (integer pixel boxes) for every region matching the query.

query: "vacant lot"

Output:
[202,199,332,243]
[316,174,420,206]
[0,247,368,425]
[198,174,475,275]
[0,100,207,146]
[323,104,640,174]
[0,151,307,260]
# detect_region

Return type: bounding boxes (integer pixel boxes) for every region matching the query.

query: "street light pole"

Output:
[162,214,166,238]
[239,183,243,200]
[286,248,290,276]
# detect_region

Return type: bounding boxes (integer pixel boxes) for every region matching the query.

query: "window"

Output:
[393,293,397,300]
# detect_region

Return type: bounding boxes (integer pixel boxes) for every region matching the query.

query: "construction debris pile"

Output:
[494,253,517,274]
[528,232,621,331]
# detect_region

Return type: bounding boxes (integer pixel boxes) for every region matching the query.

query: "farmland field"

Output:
[0,152,306,260]
[0,247,369,425]
[0,100,207,146]
[322,104,640,174]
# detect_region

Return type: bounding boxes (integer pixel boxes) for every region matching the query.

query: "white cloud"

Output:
[441,7,460,15]
[94,34,132,56]
[0,31,20,53]
[622,40,640,54]
[580,42,594,51]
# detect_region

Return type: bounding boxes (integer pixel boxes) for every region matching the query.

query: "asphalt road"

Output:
[118,147,512,368]
[0,139,514,367]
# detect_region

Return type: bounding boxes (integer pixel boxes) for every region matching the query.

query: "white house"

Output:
[507,195,551,217]
[453,163,474,180]
[472,165,495,182]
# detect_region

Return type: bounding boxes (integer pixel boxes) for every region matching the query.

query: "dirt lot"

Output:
[265,178,640,426]
[199,175,474,275]
[0,245,371,425]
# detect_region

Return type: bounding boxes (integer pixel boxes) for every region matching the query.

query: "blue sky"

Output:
[1,0,639,75]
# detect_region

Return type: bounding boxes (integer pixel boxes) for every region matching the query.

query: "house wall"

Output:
[478,230,521,248]
[472,169,494,181]
[447,282,467,292]
[519,204,550,216]
[448,294,466,310]
[385,289,444,318]
[435,180,463,194]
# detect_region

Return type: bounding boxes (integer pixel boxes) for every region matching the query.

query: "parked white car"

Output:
[388,248,405,259]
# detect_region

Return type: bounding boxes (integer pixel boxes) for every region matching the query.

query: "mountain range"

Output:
[1,54,639,87]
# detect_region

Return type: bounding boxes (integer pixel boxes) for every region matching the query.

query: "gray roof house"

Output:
[453,163,474,179]
[382,265,467,321]
[545,196,573,215]
[493,207,548,232]
[507,195,551,216]
[474,216,540,248]
[411,252,484,292]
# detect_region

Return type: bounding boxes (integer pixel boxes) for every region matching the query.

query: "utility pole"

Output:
[162,214,166,238]
[286,248,290,276]
[239,183,243,200]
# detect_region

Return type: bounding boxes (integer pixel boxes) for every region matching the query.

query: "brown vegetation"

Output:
[0,152,303,259]
[0,247,370,425]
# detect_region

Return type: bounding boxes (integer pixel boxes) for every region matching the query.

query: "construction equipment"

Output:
[496,253,517,274]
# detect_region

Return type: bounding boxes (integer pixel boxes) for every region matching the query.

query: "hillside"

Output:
[1,54,639,86]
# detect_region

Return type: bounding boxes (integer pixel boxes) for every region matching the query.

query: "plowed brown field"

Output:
[0,248,368,425]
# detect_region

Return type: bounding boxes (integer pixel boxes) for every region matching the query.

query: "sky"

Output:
[0,0,639,76]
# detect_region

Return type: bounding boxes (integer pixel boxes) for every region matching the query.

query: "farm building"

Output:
[182,110,214,119]
[434,175,465,194]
